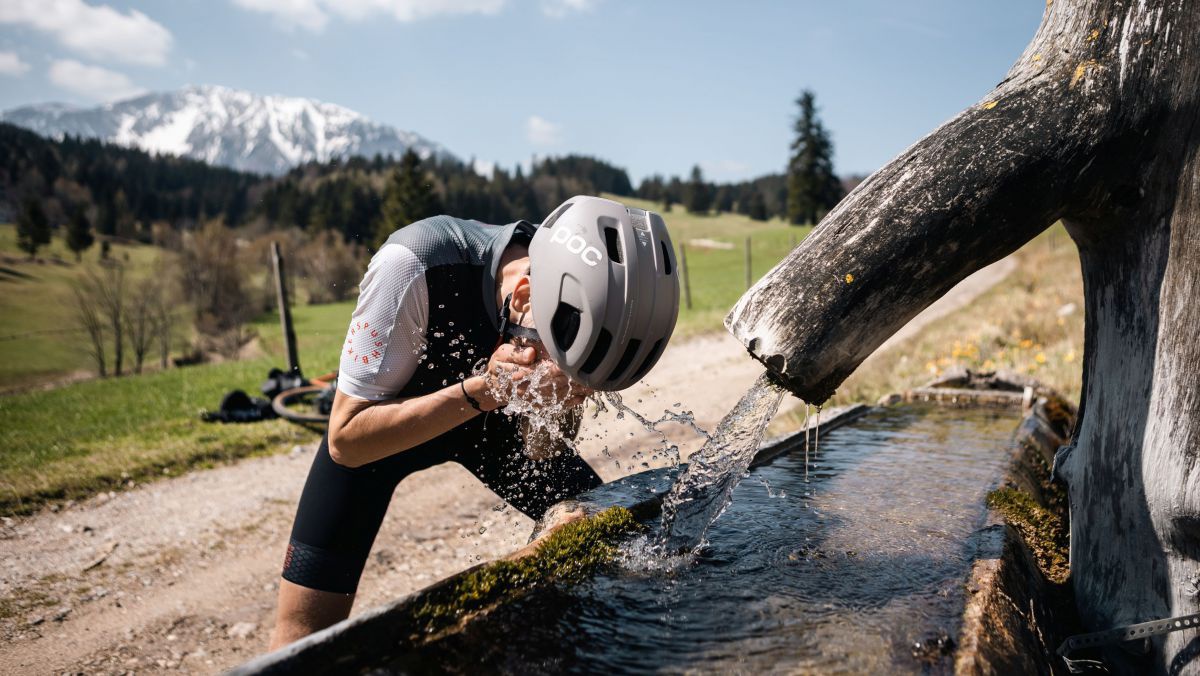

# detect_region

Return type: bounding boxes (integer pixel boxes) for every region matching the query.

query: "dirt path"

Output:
[0,256,1014,675]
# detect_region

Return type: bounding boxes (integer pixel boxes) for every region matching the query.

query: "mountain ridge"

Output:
[0,85,452,176]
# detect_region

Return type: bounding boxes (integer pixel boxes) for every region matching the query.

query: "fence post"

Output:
[679,243,692,311]
[271,241,301,376]
[744,236,752,290]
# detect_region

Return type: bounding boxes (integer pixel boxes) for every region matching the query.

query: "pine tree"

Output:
[97,198,117,236]
[685,165,712,215]
[713,186,734,213]
[748,191,769,221]
[112,189,135,238]
[16,198,51,259]
[376,150,442,246]
[66,205,95,262]
[786,90,844,226]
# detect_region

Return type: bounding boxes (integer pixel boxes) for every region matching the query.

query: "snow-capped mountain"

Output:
[1,85,452,175]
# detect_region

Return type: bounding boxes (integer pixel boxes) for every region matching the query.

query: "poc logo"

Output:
[550,227,603,267]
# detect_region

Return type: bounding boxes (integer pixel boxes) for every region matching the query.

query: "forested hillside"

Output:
[0,123,258,237]
[0,122,829,251]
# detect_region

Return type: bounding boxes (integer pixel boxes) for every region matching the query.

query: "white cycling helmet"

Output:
[525,195,680,391]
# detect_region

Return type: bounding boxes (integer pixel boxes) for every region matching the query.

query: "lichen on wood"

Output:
[412,507,641,634]
[987,487,1070,584]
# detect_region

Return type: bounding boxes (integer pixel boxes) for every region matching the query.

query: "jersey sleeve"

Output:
[337,244,429,401]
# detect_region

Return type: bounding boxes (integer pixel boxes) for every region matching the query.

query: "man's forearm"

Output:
[328,376,499,467]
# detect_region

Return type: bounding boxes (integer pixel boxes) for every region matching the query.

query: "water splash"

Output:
[601,391,712,441]
[479,358,583,461]
[655,372,785,555]
[590,391,711,472]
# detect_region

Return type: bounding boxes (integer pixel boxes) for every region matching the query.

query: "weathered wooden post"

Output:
[271,241,301,376]
[678,243,692,311]
[726,2,1200,672]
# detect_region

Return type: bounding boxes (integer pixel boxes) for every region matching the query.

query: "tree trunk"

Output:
[725,1,1199,672]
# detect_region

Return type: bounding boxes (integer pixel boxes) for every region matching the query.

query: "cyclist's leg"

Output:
[270,435,402,649]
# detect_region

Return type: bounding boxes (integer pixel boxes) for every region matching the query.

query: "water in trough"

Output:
[382,402,1019,674]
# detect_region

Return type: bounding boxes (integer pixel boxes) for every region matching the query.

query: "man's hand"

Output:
[473,343,536,410]
[480,342,593,411]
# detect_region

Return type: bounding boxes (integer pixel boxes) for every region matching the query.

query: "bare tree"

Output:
[178,221,257,360]
[70,281,106,378]
[85,265,126,377]
[726,1,1199,672]
[124,280,155,374]
[152,290,174,370]
[300,230,365,304]
[147,259,177,370]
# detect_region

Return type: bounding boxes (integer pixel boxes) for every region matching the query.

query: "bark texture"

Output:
[725,1,1200,672]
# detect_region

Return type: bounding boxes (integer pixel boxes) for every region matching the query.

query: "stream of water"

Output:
[655,372,785,554]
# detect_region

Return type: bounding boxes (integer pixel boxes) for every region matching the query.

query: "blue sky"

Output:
[0,1,1045,182]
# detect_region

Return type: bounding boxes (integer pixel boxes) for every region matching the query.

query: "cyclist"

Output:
[269,195,680,648]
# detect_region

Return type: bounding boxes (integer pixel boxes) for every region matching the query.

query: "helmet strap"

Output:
[499,293,541,345]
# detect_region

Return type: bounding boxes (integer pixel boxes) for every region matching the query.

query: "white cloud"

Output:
[526,115,562,147]
[231,0,327,31]
[541,0,595,18]
[231,0,505,32]
[0,0,172,67]
[49,59,145,102]
[0,51,30,76]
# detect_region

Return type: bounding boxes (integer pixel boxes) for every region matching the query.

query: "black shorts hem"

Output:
[281,538,364,595]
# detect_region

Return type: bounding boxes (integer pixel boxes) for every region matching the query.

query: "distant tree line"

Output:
[254,151,636,246]
[0,120,647,255]
[0,122,257,251]
[634,90,852,224]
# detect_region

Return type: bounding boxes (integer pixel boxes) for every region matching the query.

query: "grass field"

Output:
[0,225,169,388]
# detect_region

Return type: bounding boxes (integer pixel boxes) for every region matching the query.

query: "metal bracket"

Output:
[1058,612,1200,673]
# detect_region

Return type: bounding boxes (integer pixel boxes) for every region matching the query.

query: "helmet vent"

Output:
[550,302,582,351]
[631,338,665,382]
[604,227,623,264]
[607,339,642,383]
[660,241,673,275]
[542,202,573,230]
[580,328,613,375]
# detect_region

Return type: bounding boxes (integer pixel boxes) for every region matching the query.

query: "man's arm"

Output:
[328,344,535,468]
